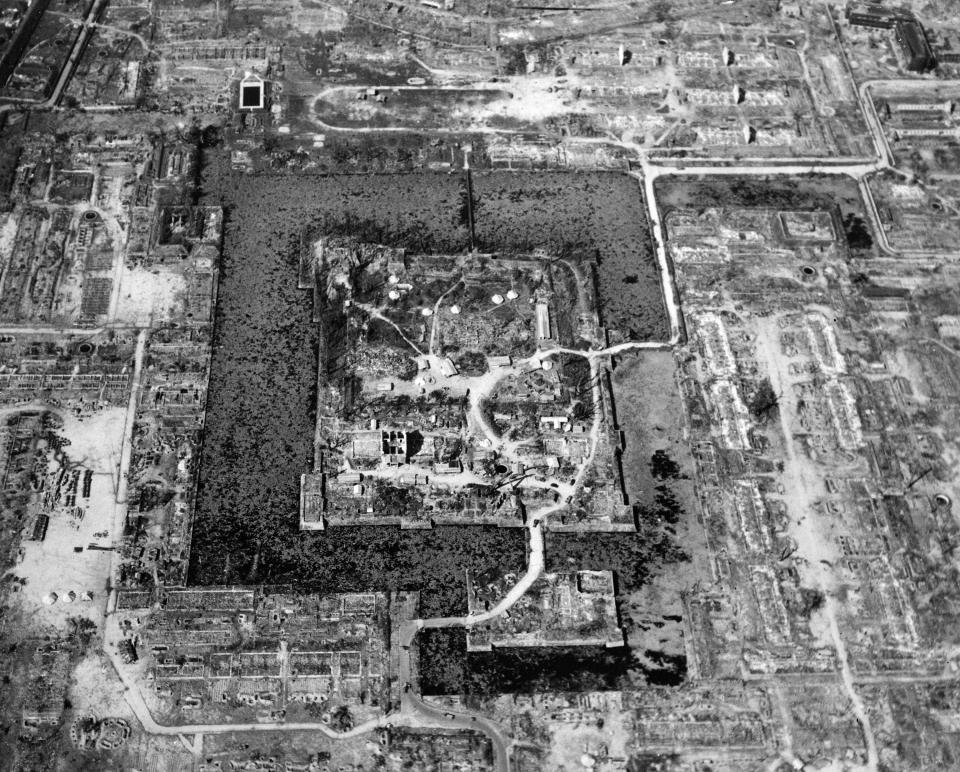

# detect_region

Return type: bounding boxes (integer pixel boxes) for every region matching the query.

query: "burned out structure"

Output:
[298,236,634,533]
[874,94,960,144]
[894,20,937,73]
[465,570,625,651]
[438,177,960,768]
[845,2,937,72]
[378,726,494,772]
[0,332,133,408]
[119,327,213,592]
[3,0,960,767]
[114,586,411,725]
[647,177,960,768]
[0,128,217,326]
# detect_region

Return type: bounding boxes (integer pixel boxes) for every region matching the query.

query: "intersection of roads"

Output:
[1,6,943,768]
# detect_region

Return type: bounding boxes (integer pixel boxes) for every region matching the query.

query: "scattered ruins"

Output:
[465,570,625,651]
[113,586,406,725]
[1,0,960,770]
[298,237,635,533]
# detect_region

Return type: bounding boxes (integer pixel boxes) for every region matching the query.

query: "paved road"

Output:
[856,174,900,258]
[636,160,682,346]
[105,611,513,769]
[395,617,512,771]
[401,689,511,771]
[0,0,107,115]
[46,0,108,107]
[12,7,943,767]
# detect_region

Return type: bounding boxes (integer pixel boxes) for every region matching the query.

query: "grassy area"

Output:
[189,170,671,616]
[419,520,693,695]
[416,351,704,696]
[189,172,524,614]
[419,629,686,696]
[472,171,666,342]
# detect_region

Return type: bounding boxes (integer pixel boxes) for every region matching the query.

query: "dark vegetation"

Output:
[748,377,779,419]
[843,213,873,250]
[545,530,688,590]
[190,170,671,625]
[655,174,876,256]
[190,172,536,614]
[419,629,686,695]
[627,753,684,772]
[419,526,690,694]
[0,122,23,212]
[650,449,681,480]
[472,171,667,341]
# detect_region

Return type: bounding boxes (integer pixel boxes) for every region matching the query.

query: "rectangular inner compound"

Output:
[240,83,263,109]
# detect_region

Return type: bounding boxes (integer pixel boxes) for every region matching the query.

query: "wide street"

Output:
[3,2,937,766]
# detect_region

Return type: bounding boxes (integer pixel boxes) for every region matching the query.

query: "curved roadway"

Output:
[24,5,951,766]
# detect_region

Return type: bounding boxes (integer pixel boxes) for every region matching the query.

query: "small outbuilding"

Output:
[239,73,265,111]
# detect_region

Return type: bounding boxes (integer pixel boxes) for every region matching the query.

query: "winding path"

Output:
[104,139,900,767]
[87,15,948,767]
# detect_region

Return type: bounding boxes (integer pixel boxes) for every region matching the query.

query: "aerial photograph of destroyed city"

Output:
[5,0,960,771]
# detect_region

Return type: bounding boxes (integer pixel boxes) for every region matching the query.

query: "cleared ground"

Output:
[8,407,125,628]
[314,87,518,130]
[113,266,188,326]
